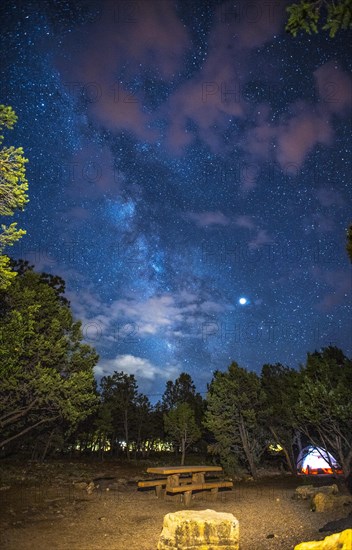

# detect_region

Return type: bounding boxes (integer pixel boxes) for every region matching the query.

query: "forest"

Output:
[0,82,351,482]
[1,260,351,482]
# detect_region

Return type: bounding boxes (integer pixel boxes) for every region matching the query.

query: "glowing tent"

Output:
[297,446,341,475]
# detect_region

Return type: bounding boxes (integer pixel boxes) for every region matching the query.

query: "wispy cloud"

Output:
[316,187,345,207]
[58,2,351,185]
[312,267,352,311]
[58,0,190,140]
[94,353,178,379]
[69,289,230,343]
[94,354,181,393]
[244,62,352,173]
[163,0,286,154]
[186,211,231,228]
[248,228,274,250]
[234,215,256,230]
[314,61,352,115]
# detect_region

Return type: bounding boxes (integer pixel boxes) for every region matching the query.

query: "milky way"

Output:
[1,0,351,399]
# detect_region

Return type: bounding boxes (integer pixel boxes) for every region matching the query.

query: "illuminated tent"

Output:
[297,446,341,475]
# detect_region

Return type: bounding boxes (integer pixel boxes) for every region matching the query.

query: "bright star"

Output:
[239,297,247,305]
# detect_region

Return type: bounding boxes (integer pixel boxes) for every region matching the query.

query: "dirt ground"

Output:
[0,460,351,550]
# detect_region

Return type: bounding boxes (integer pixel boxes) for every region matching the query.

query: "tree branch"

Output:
[0,416,59,448]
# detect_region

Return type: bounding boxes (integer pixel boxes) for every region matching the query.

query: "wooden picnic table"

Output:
[138,465,233,506]
[147,465,223,484]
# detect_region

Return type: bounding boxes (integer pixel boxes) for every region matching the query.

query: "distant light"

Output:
[269,443,283,453]
[239,297,247,305]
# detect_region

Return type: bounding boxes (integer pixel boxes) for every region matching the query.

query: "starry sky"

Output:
[1,0,351,400]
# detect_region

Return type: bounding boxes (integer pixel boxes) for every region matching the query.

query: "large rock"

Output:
[294,484,339,500]
[157,509,239,550]
[294,529,352,549]
[311,492,352,512]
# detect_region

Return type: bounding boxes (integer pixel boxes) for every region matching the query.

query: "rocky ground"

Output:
[0,460,351,550]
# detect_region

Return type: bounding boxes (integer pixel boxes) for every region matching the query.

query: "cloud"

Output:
[244,62,352,173]
[234,215,256,230]
[58,0,190,140]
[70,289,230,345]
[95,353,178,380]
[275,104,333,170]
[312,268,352,311]
[163,0,286,154]
[94,354,181,393]
[316,187,344,207]
[233,215,274,250]
[244,102,335,172]
[186,212,257,230]
[65,206,90,221]
[219,1,286,49]
[311,213,335,233]
[89,92,158,141]
[107,294,182,335]
[314,61,352,115]
[184,213,273,250]
[243,120,276,161]
[303,188,345,234]
[57,2,350,175]
[248,229,274,250]
[186,211,231,227]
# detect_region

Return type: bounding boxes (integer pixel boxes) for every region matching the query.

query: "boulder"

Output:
[294,484,338,500]
[157,509,239,550]
[311,492,352,512]
[294,529,352,549]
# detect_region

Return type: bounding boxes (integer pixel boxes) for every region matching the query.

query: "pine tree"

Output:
[0,105,29,289]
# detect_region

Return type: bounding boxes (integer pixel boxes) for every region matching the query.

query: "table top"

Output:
[146,465,223,475]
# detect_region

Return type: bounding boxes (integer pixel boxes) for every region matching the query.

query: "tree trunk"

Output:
[31,439,38,461]
[41,428,55,462]
[269,426,296,474]
[135,425,142,460]
[124,410,130,460]
[181,436,186,466]
[238,417,257,478]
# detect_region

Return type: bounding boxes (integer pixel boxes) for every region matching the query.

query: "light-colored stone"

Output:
[311,492,352,512]
[157,509,239,550]
[294,529,352,549]
[294,484,338,500]
[86,481,95,494]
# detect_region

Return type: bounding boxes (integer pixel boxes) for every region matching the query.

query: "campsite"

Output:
[1,347,352,548]
[1,459,352,550]
[1,0,352,548]
[297,446,343,476]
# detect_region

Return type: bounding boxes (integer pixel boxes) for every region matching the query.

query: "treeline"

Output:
[1,262,351,480]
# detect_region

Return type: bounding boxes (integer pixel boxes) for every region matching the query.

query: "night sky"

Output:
[1,0,351,399]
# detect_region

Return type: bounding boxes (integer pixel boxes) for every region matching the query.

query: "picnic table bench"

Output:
[138,465,233,506]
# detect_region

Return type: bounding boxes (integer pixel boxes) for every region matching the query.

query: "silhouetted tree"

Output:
[205,363,266,478]
[164,403,201,465]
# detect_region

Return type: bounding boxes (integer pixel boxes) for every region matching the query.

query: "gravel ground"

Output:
[0,461,351,550]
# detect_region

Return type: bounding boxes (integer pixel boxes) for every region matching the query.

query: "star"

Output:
[3,0,351,398]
